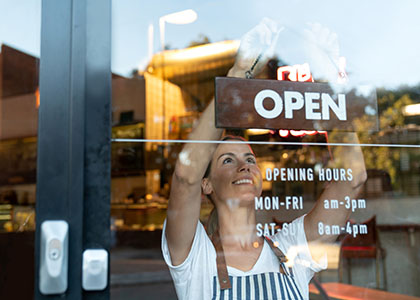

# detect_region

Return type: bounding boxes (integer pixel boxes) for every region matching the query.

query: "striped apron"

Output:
[211,231,304,300]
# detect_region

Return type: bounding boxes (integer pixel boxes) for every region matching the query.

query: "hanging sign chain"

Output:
[245,53,262,79]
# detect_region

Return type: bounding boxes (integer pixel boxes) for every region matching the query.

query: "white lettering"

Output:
[255,197,263,210]
[319,168,325,181]
[257,223,280,237]
[256,223,263,236]
[282,223,296,236]
[254,89,283,119]
[265,168,272,181]
[340,169,346,180]
[254,89,347,121]
[285,196,291,210]
[274,168,279,181]
[280,168,286,181]
[264,168,314,181]
[284,91,304,119]
[322,93,347,121]
[272,197,279,210]
[318,168,353,181]
[347,169,353,181]
[325,169,332,181]
[287,168,294,181]
[264,196,271,209]
[305,92,321,120]
[307,168,314,181]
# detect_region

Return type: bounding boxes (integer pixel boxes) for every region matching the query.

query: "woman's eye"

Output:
[247,158,256,164]
[223,158,233,164]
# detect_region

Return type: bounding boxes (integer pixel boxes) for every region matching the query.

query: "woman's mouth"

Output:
[233,179,253,185]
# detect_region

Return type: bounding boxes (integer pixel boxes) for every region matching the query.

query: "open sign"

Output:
[215,77,378,131]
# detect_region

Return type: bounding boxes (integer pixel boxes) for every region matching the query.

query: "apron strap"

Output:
[211,230,232,290]
[263,236,291,276]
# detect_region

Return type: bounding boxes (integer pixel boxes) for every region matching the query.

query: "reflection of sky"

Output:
[1,0,420,88]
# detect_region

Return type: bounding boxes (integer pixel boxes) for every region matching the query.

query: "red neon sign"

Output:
[274,129,327,138]
[277,63,314,83]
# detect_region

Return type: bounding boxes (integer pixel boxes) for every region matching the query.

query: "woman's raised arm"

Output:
[165,18,282,265]
[165,99,223,265]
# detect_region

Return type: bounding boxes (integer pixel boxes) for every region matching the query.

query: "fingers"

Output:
[304,22,341,82]
[258,17,282,48]
[231,18,283,77]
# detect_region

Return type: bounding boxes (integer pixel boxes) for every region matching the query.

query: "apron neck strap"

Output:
[263,236,288,263]
[211,229,232,290]
[263,235,290,275]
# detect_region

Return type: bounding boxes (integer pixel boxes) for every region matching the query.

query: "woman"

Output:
[162,19,367,300]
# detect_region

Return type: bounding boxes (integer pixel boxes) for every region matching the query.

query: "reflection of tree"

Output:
[353,87,417,189]
[187,34,211,48]
[379,94,413,128]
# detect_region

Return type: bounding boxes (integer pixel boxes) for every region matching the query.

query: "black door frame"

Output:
[35,0,111,299]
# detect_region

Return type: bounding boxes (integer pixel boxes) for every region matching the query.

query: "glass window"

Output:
[0,1,40,298]
[111,1,420,299]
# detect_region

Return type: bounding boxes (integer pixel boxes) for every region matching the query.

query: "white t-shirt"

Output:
[161,215,326,300]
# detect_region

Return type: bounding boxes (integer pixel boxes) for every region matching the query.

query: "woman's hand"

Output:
[303,22,343,83]
[229,18,283,78]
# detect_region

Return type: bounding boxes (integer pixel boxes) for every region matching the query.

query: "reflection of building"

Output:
[0,45,39,234]
[144,40,238,140]
[0,45,39,139]
[0,45,147,231]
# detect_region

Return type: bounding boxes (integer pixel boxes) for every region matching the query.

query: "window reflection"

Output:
[0,45,38,233]
[109,6,420,298]
[1,1,420,298]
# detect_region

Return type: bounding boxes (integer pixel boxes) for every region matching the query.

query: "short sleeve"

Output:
[161,219,214,285]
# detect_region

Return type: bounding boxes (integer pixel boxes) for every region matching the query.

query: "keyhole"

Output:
[49,248,60,260]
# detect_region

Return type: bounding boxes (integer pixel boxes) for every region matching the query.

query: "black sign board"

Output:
[215,77,378,131]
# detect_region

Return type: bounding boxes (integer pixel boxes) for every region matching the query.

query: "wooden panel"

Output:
[215,77,378,131]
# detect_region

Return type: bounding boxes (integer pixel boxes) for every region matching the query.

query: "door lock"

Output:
[39,220,69,295]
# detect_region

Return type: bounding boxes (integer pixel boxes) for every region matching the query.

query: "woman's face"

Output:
[203,142,262,208]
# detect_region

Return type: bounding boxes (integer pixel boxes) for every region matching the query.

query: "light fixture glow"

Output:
[247,129,271,135]
[159,9,198,51]
[402,103,420,116]
[161,9,197,25]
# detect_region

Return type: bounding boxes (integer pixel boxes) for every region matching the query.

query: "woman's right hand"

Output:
[229,18,283,78]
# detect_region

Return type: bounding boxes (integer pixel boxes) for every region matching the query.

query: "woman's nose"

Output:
[238,162,250,172]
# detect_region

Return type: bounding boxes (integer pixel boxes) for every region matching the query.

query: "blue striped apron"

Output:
[211,232,304,300]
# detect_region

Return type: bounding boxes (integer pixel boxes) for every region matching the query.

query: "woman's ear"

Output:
[201,178,213,195]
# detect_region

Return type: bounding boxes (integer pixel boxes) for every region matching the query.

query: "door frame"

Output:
[35,0,111,299]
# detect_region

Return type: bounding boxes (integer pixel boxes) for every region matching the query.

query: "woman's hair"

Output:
[204,135,248,236]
